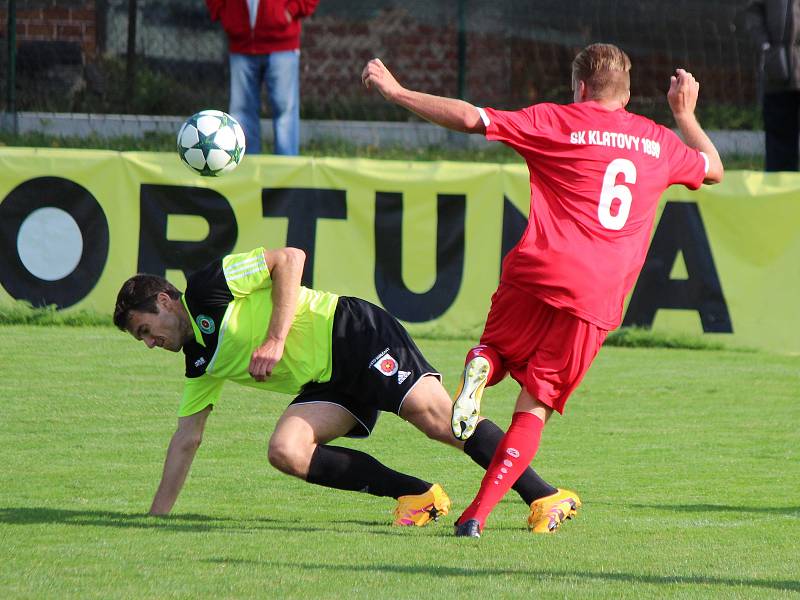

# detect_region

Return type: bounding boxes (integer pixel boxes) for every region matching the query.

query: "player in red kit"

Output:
[362,43,724,537]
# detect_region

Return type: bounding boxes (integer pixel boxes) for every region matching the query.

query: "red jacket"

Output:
[206,0,319,54]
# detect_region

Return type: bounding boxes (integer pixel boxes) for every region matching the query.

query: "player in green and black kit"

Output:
[114,246,570,528]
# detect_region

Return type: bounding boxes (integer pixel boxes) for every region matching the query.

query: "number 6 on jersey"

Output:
[598,158,637,230]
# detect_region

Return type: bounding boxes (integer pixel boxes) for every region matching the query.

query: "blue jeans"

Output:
[229,50,300,155]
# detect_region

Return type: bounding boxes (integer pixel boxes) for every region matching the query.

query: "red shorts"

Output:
[479,284,608,414]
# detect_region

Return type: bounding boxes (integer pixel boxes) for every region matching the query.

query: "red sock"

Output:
[466,344,506,387]
[457,411,544,529]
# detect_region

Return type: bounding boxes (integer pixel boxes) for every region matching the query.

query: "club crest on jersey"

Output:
[196,314,215,335]
[369,347,399,377]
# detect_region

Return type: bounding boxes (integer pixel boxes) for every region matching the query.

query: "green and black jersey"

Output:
[179,247,339,417]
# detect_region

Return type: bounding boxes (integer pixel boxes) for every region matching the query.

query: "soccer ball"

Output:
[177,110,246,176]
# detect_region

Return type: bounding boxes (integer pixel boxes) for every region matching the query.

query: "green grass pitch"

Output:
[1,325,798,598]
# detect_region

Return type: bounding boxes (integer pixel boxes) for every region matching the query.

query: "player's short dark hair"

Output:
[572,43,631,100]
[113,274,181,331]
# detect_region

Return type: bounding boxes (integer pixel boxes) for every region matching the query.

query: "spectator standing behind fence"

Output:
[741,0,800,171]
[205,0,319,155]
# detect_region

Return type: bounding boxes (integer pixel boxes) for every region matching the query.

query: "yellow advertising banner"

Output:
[0,147,797,354]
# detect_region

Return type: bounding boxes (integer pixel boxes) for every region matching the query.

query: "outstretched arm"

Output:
[361,58,486,134]
[248,247,306,382]
[149,406,212,515]
[667,69,724,185]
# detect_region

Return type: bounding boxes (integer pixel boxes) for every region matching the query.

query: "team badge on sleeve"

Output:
[196,314,216,334]
[369,347,399,376]
[375,354,399,376]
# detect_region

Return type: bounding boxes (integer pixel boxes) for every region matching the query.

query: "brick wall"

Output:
[300,7,523,115]
[299,8,757,113]
[2,0,97,58]
[302,9,460,103]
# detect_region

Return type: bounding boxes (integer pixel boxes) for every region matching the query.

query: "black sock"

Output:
[463,419,558,505]
[306,445,431,499]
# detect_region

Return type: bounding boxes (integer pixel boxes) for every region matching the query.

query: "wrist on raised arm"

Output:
[673,111,699,130]
[390,86,415,107]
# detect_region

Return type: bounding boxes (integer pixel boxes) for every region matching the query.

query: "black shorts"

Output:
[290,296,440,438]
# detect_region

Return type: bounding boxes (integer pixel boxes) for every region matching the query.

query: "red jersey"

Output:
[483,101,707,330]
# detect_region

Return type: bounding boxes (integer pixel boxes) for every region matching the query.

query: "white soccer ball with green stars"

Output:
[177,110,246,176]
